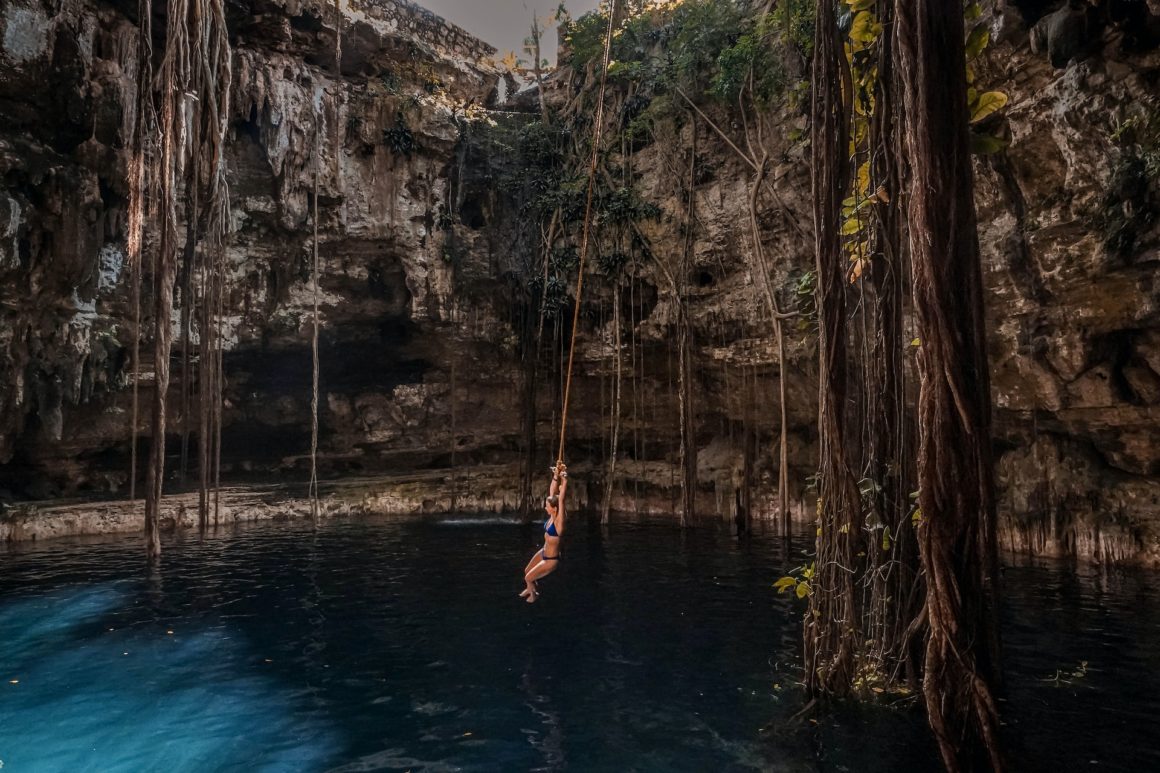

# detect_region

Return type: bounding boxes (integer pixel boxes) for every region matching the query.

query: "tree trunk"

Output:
[865,0,924,687]
[893,1,1004,769]
[804,0,861,696]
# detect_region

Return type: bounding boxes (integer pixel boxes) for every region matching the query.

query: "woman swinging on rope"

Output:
[520,461,568,603]
[518,0,615,605]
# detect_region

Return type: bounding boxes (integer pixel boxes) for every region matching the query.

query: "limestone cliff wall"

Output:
[1,0,1158,564]
[0,0,517,493]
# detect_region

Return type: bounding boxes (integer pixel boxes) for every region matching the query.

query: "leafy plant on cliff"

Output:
[384,113,416,156]
[711,2,814,107]
[963,2,1011,155]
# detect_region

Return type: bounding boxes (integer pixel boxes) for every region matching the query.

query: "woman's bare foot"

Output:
[525,588,539,603]
[520,582,536,599]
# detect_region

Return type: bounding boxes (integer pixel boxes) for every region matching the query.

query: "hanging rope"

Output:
[555,0,618,465]
[309,155,321,519]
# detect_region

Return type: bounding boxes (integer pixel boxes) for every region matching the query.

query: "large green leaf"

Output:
[971,90,1008,123]
[855,159,871,196]
[970,131,1010,155]
[849,10,882,44]
[965,23,990,59]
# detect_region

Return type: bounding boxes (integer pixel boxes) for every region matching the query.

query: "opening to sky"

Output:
[417,0,602,65]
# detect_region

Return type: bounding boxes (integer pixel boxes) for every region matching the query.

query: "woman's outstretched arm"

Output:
[557,473,569,524]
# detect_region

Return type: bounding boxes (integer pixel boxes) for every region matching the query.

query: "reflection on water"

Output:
[0,515,1157,771]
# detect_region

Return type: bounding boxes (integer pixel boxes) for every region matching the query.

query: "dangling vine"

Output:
[131,0,232,559]
[309,145,321,521]
[126,0,155,505]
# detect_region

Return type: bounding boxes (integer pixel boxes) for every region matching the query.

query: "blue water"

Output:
[0,516,1157,772]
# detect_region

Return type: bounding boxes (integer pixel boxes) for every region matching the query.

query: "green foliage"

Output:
[1109,110,1160,180]
[660,0,746,93]
[775,562,815,599]
[772,0,815,58]
[500,121,574,218]
[380,70,402,94]
[492,113,659,319]
[527,271,571,318]
[1099,155,1157,259]
[597,250,630,278]
[623,93,679,145]
[963,10,1011,155]
[383,113,415,156]
[550,244,579,274]
[422,74,446,95]
[516,120,567,168]
[711,13,787,107]
[563,0,818,159]
[561,11,612,73]
[598,186,661,225]
[565,2,755,99]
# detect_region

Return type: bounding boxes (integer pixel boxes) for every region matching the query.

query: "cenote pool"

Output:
[1,515,1158,772]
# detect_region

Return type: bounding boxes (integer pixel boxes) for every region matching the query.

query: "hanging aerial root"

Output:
[555,0,618,466]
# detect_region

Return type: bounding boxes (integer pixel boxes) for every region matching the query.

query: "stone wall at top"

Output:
[366,0,497,62]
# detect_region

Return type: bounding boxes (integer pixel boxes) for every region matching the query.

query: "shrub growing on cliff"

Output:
[598,186,661,225]
[562,1,743,91]
[711,14,784,106]
[661,0,746,93]
[564,0,815,123]
[384,113,416,156]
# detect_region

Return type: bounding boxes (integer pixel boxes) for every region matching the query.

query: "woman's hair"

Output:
[545,494,559,507]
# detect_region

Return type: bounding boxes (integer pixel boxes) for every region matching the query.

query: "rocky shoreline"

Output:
[4,476,1156,568]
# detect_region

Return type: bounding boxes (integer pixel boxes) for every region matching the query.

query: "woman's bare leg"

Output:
[520,549,545,598]
[520,561,542,599]
[524,550,542,576]
[523,559,558,602]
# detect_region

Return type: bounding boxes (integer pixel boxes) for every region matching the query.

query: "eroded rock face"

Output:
[0,0,1157,564]
[0,0,514,496]
[975,1,1160,564]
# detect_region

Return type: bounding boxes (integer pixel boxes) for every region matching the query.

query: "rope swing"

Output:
[555,0,618,467]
